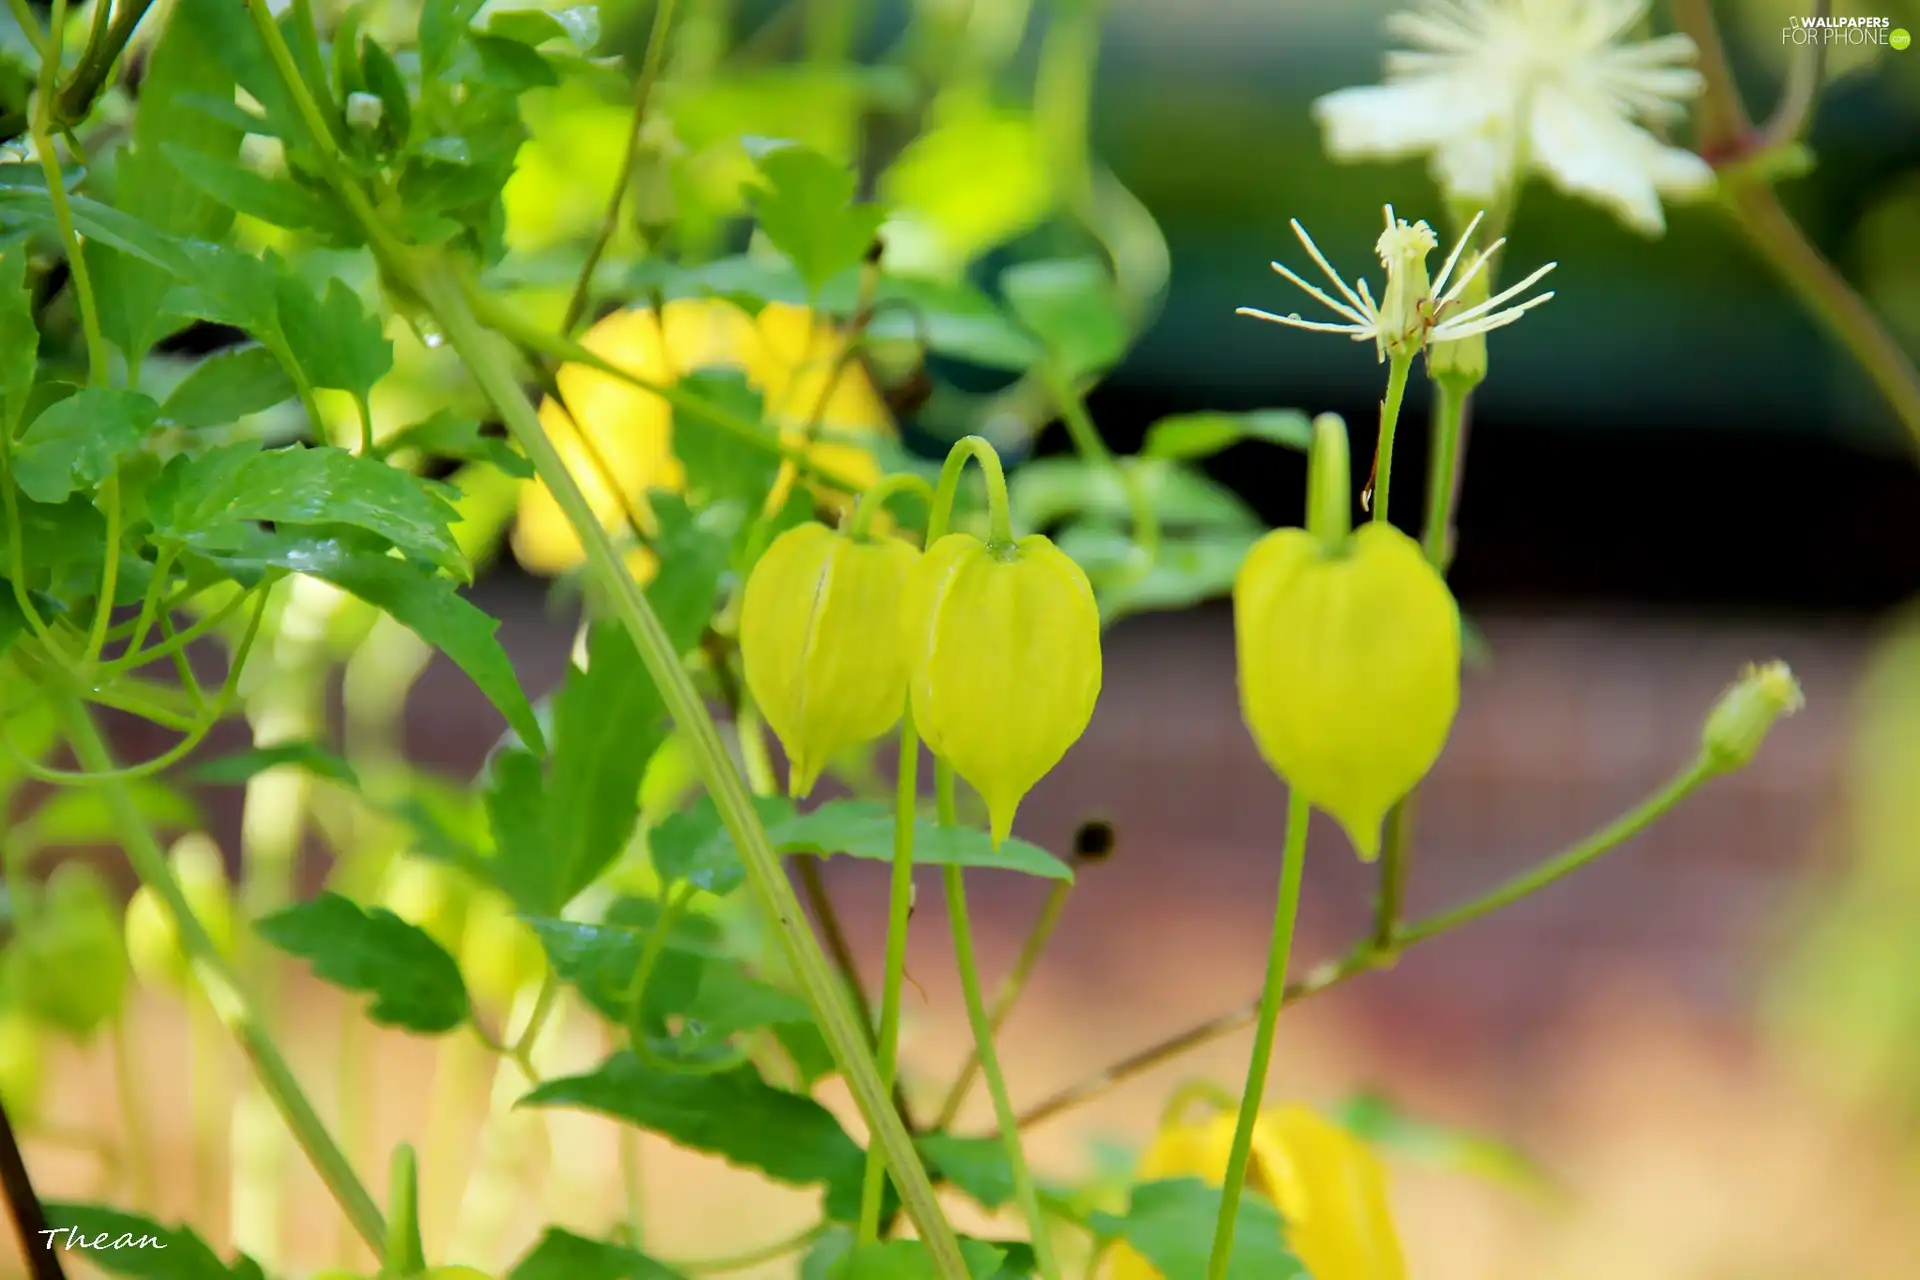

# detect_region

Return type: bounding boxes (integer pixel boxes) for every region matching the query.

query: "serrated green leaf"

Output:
[510,1228,685,1280]
[1000,258,1127,384]
[161,144,339,233]
[420,0,485,77]
[159,346,297,428]
[255,892,470,1033]
[0,187,195,276]
[672,374,780,510]
[1087,1179,1306,1280]
[13,389,160,502]
[522,1052,866,1203]
[1056,524,1260,618]
[188,740,359,788]
[1143,410,1313,461]
[358,37,413,151]
[150,444,465,576]
[274,276,394,400]
[650,800,737,895]
[749,144,885,297]
[464,34,559,90]
[487,5,601,49]
[0,248,38,433]
[917,1133,1016,1210]
[41,1202,256,1278]
[381,409,531,478]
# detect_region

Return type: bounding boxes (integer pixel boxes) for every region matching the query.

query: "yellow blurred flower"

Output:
[511,299,893,581]
[1111,1103,1406,1280]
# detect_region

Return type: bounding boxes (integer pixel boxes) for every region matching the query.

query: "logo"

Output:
[1783,13,1898,45]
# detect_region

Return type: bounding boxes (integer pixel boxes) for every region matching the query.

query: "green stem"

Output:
[100,578,261,678]
[939,765,1061,1280]
[83,475,121,667]
[116,547,179,672]
[933,878,1070,1132]
[413,263,969,1275]
[1398,757,1716,947]
[561,0,680,335]
[1048,373,1158,570]
[1369,354,1413,523]
[55,0,156,126]
[857,707,919,1243]
[1422,381,1469,570]
[54,689,387,1255]
[31,4,107,390]
[1206,792,1308,1280]
[848,471,935,541]
[1370,800,1412,956]
[928,434,1013,547]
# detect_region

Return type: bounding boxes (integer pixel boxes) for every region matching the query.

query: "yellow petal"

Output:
[1234,522,1460,858]
[905,533,1101,844]
[1253,1108,1407,1280]
[739,523,917,795]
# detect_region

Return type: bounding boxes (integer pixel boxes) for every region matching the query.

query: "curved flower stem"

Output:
[1422,381,1470,571]
[31,0,108,390]
[848,471,936,541]
[1017,753,1721,1131]
[939,763,1062,1280]
[856,707,920,1244]
[100,580,261,678]
[561,0,680,335]
[929,434,1014,547]
[413,265,970,1276]
[52,690,387,1255]
[932,878,1071,1131]
[1205,790,1308,1280]
[1366,353,1414,522]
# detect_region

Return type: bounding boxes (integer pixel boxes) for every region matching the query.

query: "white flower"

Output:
[1313,0,1714,236]
[1238,206,1556,362]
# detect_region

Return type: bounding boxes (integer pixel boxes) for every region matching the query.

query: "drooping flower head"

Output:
[1314,0,1712,236]
[1238,205,1555,362]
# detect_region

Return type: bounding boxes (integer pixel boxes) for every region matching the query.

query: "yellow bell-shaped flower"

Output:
[512,299,893,581]
[903,532,1100,845]
[1109,1104,1406,1280]
[1234,521,1460,860]
[740,522,918,797]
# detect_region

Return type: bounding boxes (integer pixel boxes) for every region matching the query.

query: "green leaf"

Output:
[381,410,532,478]
[188,741,360,788]
[773,799,1072,880]
[161,144,340,233]
[1000,259,1127,384]
[274,276,394,400]
[671,374,781,510]
[13,389,160,502]
[159,346,297,428]
[1055,524,1260,618]
[312,551,543,753]
[420,0,485,77]
[1333,1091,1552,1194]
[917,1133,1015,1210]
[510,1228,685,1280]
[89,0,242,362]
[748,144,885,296]
[150,444,466,576]
[650,800,738,895]
[1009,457,1259,535]
[522,1052,866,1203]
[1143,410,1313,461]
[1088,1179,1306,1280]
[465,35,560,90]
[255,892,470,1033]
[486,6,601,50]
[0,248,39,434]
[868,275,1040,372]
[537,621,667,912]
[41,1202,255,1278]
[357,37,413,151]
[0,189,195,277]
[833,1240,1007,1280]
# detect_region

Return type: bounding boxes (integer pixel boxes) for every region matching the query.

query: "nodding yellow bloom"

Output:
[511,299,893,581]
[1110,1104,1406,1280]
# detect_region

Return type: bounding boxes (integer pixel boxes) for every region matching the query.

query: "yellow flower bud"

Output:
[740,522,918,797]
[1235,523,1460,859]
[904,532,1101,845]
[124,834,237,993]
[1110,1103,1406,1280]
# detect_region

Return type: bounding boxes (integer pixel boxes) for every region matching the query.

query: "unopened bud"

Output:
[1702,661,1803,773]
[346,92,384,131]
